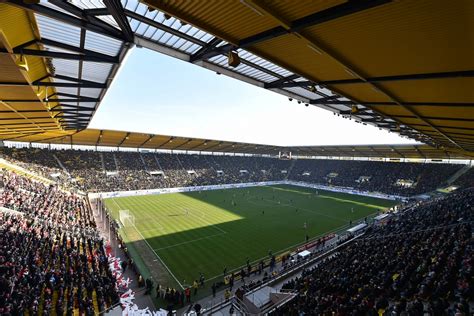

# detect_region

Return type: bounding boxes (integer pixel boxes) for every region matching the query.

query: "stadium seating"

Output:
[291,159,463,195]
[0,148,471,315]
[0,148,70,186]
[272,188,473,315]
[454,167,474,189]
[0,148,468,196]
[0,169,119,315]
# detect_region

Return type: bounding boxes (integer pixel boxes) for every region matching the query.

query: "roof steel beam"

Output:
[2,98,99,103]
[48,0,119,33]
[0,125,58,131]
[118,132,131,147]
[95,130,103,146]
[264,74,300,88]
[187,140,209,151]
[235,1,459,150]
[337,112,474,122]
[310,100,474,107]
[1,48,119,63]
[55,92,98,100]
[193,0,390,62]
[103,0,134,42]
[155,137,174,148]
[0,122,58,127]
[3,132,45,141]
[64,124,87,130]
[204,142,223,152]
[48,75,105,87]
[413,145,426,159]
[84,8,111,16]
[55,113,93,119]
[189,37,223,62]
[172,139,194,150]
[271,70,474,87]
[138,135,155,148]
[0,82,106,88]
[50,105,96,111]
[0,116,56,121]
[124,10,207,46]
[216,143,236,152]
[40,38,118,61]
[7,0,126,41]
[388,145,406,158]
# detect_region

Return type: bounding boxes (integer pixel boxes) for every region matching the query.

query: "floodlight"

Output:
[228,50,240,67]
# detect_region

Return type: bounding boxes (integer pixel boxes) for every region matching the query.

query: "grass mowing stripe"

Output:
[258,197,347,223]
[186,210,228,234]
[153,231,226,251]
[111,198,185,290]
[106,185,397,288]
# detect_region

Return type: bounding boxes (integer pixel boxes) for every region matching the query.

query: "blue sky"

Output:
[89,48,416,146]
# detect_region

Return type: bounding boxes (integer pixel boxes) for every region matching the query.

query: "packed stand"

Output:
[115,152,155,191]
[0,148,71,187]
[273,188,474,315]
[454,167,474,189]
[290,159,463,196]
[0,170,119,315]
[53,150,108,192]
[0,148,465,196]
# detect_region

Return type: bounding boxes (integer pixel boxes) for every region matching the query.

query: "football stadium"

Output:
[0,1,473,316]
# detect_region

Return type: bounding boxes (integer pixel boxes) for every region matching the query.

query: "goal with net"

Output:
[119,210,135,227]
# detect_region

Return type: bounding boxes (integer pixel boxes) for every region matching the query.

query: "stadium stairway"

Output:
[113,153,120,171]
[139,153,149,172]
[175,155,187,173]
[52,153,71,176]
[51,290,59,315]
[92,290,99,313]
[153,154,164,171]
[286,158,297,180]
[0,158,54,185]
[446,164,472,185]
[100,152,106,173]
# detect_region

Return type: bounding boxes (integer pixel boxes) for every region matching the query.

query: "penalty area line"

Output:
[111,198,185,290]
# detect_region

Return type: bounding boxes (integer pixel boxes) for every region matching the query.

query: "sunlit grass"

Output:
[105,185,397,285]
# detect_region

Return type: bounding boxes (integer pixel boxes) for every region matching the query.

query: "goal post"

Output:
[119,209,135,227]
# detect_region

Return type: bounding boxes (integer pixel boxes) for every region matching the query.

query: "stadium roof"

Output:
[0,0,473,158]
[12,128,472,160]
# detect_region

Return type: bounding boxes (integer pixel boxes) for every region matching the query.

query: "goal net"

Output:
[119,210,135,227]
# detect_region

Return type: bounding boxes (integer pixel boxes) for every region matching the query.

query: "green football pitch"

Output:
[105,184,396,289]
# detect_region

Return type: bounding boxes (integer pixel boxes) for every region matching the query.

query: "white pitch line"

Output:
[111,198,185,290]
[203,206,381,283]
[153,232,226,251]
[203,222,348,283]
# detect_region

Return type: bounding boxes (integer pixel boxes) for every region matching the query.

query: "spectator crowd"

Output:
[0,169,119,315]
[1,148,471,196]
[273,188,473,315]
[0,148,472,315]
